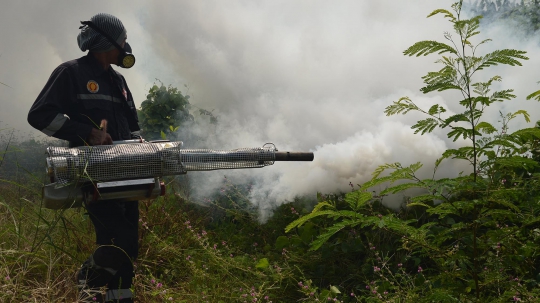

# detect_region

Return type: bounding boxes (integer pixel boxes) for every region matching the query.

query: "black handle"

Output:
[274,152,314,161]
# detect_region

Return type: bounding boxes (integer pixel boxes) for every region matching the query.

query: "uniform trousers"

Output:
[81,200,139,301]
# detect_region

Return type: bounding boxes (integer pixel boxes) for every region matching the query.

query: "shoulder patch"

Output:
[87,80,99,93]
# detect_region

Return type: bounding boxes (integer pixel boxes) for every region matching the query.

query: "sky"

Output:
[1,0,539,219]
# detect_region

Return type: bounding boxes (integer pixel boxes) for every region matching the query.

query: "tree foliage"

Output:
[287,1,540,301]
[137,83,194,140]
[467,0,540,35]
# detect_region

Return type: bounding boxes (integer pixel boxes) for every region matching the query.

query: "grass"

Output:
[0,133,358,302]
[0,177,308,303]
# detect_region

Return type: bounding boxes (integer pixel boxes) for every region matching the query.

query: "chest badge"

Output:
[86,80,99,93]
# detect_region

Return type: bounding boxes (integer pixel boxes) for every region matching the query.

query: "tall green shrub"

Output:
[138,83,193,140]
[287,1,540,301]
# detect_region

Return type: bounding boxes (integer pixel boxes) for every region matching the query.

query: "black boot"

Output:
[77,264,104,303]
[77,257,114,303]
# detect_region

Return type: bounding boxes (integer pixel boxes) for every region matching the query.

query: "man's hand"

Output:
[87,119,113,145]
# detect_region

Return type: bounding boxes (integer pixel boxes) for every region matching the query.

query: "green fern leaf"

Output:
[309,219,361,251]
[463,109,483,122]
[384,97,419,116]
[475,122,497,134]
[370,162,402,180]
[495,156,539,171]
[285,210,338,233]
[490,89,515,102]
[476,38,492,47]
[452,146,476,159]
[410,193,444,204]
[442,113,470,128]
[408,162,423,173]
[360,175,393,191]
[511,110,531,123]
[488,198,520,212]
[381,182,423,195]
[447,127,472,141]
[428,201,474,217]
[442,149,466,161]
[420,65,460,94]
[427,9,455,20]
[334,210,364,219]
[438,56,457,69]
[344,191,372,211]
[404,40,457,57]
[366,164,423,190]
[412,118,439,134]
[434,156,445,169]
[474,96,491,106]
[407,202,433,208]
[464,56,484,72]
[453,17,482,41]
[312,201,333,213]
[484,139,518,150]
[420,82,461,93]
[428,104,447,115]
[526,89,540,101]
[458,98,473,106]
[466,17,482,39]
[389,162,423,180]
[510,128,540,140]
[476,49,528,71]
[472,79,494,96]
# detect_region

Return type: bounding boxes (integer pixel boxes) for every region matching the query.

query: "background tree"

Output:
[467,0,540,35]
[137,82,194,140]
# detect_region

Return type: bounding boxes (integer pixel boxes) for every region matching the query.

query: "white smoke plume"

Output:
[1,1,539,219]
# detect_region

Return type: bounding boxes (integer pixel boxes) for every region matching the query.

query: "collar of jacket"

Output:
[84,53,118,78]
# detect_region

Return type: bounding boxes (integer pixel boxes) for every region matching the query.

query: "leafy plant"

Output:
[137,82,194,140]
[287,1,540,301]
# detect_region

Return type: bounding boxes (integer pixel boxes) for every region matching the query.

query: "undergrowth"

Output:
[0,181,298,303]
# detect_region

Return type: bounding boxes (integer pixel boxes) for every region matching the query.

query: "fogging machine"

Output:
[43,140,314,209]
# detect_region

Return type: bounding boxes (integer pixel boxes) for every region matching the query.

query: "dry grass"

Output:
[0,184,298,302]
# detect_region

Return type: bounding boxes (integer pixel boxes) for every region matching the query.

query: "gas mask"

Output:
[80,21,136,69]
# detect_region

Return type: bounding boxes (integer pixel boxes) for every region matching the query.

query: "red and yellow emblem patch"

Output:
[87,80,99,93]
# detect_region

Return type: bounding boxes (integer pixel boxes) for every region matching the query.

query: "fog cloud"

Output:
[2,0,539,218]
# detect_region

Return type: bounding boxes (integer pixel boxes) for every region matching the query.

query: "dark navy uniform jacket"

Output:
[28,53,140,147]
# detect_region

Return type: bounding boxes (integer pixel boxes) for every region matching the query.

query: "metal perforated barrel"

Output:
[46,141,279,184]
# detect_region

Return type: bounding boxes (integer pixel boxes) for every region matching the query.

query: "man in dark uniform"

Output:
[28,13,140,303]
